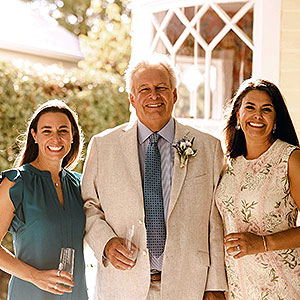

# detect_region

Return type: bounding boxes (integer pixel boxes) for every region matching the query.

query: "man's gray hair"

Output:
[125,53,178,95]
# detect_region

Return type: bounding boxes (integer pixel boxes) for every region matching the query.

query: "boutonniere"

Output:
[173,136,198,168]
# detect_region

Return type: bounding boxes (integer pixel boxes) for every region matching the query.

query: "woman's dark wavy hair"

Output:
[224,78,299,158]
[15,99,83,170]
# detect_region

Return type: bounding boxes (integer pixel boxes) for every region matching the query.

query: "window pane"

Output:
[150,2,253,120]
[165,12,185,46]
[212,10,253,94]
[200,8,225,44]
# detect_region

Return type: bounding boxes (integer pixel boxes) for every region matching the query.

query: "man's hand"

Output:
[203,291,226,300]
[104,237,138,270]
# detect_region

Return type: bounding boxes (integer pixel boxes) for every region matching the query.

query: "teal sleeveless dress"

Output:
[1,164,88,300]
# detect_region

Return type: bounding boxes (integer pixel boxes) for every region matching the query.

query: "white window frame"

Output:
[130,0,281,132]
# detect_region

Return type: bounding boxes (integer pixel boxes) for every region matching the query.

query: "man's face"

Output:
[129,65,177,132]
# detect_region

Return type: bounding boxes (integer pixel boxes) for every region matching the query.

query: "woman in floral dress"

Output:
[215,78,300,300]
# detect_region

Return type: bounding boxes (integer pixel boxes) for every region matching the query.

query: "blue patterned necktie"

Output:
[144,133,166,258]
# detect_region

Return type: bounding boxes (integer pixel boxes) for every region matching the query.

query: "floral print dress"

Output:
[215,139,300,300]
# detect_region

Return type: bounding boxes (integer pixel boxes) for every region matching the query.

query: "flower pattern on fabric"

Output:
[215,139,300,300]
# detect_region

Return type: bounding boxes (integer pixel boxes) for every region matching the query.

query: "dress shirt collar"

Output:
[137,118,175,145]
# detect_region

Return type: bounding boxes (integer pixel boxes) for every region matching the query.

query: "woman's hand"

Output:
[224,232,265,259]
[30,269,75,295]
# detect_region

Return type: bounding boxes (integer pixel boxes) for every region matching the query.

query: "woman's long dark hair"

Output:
[224,78,299,158]
[15,99,83,170]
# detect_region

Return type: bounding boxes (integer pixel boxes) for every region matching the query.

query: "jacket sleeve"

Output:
[81,136,117,263]
[205,139,228,291]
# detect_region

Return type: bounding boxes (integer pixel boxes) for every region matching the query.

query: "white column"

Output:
[252,0,281,85]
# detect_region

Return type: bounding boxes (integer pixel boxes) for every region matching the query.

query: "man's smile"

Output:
[146,103,163,108]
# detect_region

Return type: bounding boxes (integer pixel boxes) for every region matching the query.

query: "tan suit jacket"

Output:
[81,119,227,300]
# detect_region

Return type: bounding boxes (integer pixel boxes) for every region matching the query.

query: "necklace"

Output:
[35,159,60,188]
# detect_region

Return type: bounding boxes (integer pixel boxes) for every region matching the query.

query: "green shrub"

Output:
[0,60,130,173]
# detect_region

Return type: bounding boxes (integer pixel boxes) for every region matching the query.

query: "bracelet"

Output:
[262,235,268,252]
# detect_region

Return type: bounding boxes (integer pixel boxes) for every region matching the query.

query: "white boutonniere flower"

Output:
[173,136,197,168]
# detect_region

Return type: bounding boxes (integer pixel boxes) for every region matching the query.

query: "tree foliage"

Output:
[22,0,130,35]
[21,0,132,76]
[79,0,131,75]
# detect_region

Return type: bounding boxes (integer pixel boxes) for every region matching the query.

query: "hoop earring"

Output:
[235,120,241,130]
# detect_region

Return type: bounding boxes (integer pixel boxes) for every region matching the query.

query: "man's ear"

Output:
[173,88,178,104]
[129,93,136,108]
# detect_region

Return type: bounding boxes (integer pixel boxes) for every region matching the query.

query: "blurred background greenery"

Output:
[0,0,131,298]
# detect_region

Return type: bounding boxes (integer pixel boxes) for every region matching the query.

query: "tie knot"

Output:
[149,133,160,144]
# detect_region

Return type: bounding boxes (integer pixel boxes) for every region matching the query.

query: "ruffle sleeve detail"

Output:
[63,170,81,185]
[0,169,25,232]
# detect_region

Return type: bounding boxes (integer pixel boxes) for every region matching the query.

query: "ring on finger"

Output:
[54,284,59,290]
[57,270,61,277]
[236,245,241,251]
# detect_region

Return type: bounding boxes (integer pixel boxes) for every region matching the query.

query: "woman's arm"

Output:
[0,178,73,295]
[225,149,300,258]
[264,149,300,250]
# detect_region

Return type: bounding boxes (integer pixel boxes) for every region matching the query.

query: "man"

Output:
[81,55,227,300]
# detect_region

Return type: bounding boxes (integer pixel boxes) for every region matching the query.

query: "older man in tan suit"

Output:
[81,55,227,300]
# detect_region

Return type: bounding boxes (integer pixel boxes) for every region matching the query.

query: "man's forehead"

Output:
[134,65,170,84]
[135,64,166,74]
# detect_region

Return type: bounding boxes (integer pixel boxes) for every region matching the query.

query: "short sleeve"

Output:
[63,170,81,185]
[0,169,25,232]
[72,171,82,182]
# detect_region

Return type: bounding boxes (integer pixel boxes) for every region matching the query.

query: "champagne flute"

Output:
[124,225,138,261]
[58,248,75,287]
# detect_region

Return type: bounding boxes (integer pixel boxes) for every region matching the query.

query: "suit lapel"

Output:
[119,122,144,206]
[119,121,191,220]
[167,121,190,220]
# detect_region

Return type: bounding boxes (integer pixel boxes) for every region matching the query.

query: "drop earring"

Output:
[235,119,241,130]
[272,123,276,134]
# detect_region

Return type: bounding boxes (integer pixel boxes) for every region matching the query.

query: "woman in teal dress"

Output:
[0,100,88,299]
